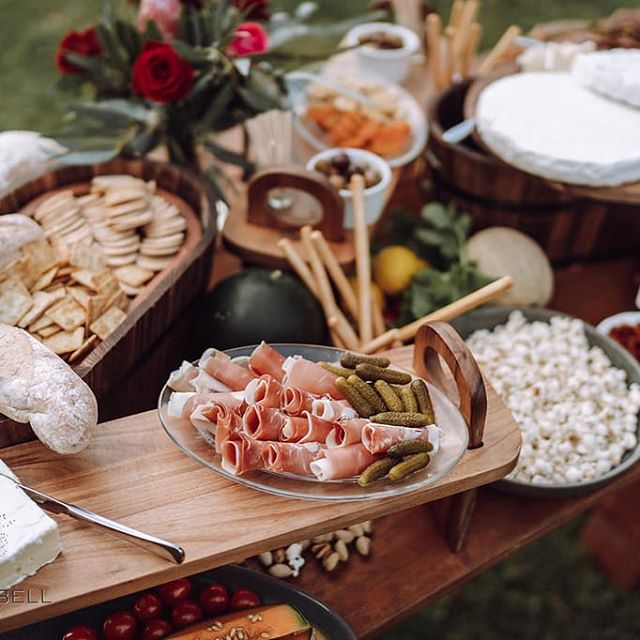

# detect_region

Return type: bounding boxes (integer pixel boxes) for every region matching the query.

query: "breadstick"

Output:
[448,0,464,30]
[461,22,483,77]
[372,297,386,338]
[478,25,522,74]
[327,316,347,349]
[350,175,373,346]
[278,238,318,298]
[425,13,444,89]
[310,229,359,320]
[452,0,480,66]
[442,26,455,87]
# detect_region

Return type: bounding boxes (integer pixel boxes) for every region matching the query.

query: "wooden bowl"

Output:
[0,158,217,448]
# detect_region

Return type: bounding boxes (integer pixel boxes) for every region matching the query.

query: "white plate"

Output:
[596,311,640,336]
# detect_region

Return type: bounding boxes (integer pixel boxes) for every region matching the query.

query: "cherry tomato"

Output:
[198,583,230,616]
[157,578,192,606]
[133,592,164,622]
[103,611,139,640]
[229,588,261,612]
[141,619,173,640]
[171,600,204,630]
[62,626,98,640]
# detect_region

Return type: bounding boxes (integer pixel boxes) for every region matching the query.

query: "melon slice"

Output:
[311,627,330,640]
[168,603,313,639]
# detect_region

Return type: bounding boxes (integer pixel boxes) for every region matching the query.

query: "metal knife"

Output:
[0,472,185,564]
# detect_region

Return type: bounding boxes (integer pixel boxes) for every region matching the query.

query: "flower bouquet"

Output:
[53,0,380,200]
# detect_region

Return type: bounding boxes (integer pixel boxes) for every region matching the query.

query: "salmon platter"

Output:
[159,343,469,501]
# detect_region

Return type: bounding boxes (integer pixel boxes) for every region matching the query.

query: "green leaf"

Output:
[123,127,160,156]
[212,0,231,41]
[101,0,114,24]
[63,52,102,75]
[203,139,254,172]
[415,228,447,247]
[197,80,235,131]
[421,202,452,229]
[114,19,142,61]
[97,23,129,72]
[71,99,154,124]
[143,19,163,42]
[172,40,207,64]
[56,148,120,166]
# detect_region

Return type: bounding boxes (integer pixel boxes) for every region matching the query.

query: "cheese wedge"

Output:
[0,461,62,589]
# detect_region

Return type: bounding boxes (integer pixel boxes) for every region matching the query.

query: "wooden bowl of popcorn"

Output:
[450,306,640,497]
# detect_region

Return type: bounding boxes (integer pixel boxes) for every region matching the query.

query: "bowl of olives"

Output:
[307,147,392,228]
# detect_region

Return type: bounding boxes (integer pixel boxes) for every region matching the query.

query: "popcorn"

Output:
[467,311,640,485]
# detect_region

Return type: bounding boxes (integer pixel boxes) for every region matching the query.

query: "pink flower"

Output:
[227,21,269,57]
[137,0,182,39]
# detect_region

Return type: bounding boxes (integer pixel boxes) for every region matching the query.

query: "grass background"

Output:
[1,1,638,638]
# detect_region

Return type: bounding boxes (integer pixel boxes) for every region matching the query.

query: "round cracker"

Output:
[141,232,185,247]
[119,282,145,297]
[144,217,187,237]
[139,245,181,257]
[137,254,174,271]
[106,200,149,219]
[104,187,150,207]
[34,191,75,220]
[39,206,81,230]
[105,253,138,267]
[101,243,141,257]
[110,211,154,231]
[63,225,93,245]
[100,236,141,249]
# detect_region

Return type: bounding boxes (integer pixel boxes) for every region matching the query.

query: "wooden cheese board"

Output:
[0,158,217,449]
[0,344,521,633]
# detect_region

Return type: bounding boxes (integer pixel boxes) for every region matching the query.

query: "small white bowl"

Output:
[307,148,391,229]
[596,311,640,336]
[345,22,421,84]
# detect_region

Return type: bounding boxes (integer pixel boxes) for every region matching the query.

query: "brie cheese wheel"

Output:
[0,461,62,590]
[476,72,640,187]
[572,49,640,109]
[517,40,596,73]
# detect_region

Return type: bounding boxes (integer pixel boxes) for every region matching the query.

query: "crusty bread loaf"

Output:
[0,324,97,454]
[0,214,44,268]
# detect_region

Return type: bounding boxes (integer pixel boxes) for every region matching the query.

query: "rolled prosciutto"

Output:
[221,435,270,475]
[168,391,241,419]
[168,361,198,392]
[244,374,282,408]
[280,412,335,444]
[264,441,325,476]
[212,406,243,454]
[282,356,344,400]
[361,423,430,454]
[310,443,380,481]
[281,386,314,415]
[191,368,232,394]
[202,351,256,391]
[326,418,368,448]
[242,405,286,441]
[249,342,286,381]
[311,398,358,422]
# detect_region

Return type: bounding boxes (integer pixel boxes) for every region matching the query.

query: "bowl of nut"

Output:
[307,148,392,228]
[451,306,640,497]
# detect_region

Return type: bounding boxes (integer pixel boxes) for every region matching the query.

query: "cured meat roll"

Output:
[249,342,286,381]
[311,398,358,422]
[280,412,336,444]
[212,406,243,454]
[221,435,270,475]
[326,418,368,448]
[167,391,242,419]
[361,423,429,454]
[202,350,256,391]
[264,441,325,476]
[281,386,314,415]
[242,405,286,441]
[244,374,282,408]
[282,356,344,400]
[191,368,232,393]
[168,361,198,392]
[310,443,380,481]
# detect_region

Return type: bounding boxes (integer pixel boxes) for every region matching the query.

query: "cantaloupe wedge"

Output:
[168,604,313,639]
[311,627,330,640]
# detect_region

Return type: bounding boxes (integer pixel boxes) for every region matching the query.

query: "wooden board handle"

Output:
[247,166,345,241]
[413,321,487,449]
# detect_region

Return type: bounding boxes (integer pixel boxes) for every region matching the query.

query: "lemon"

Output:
[373,245,428,296]
[349,276,385,311]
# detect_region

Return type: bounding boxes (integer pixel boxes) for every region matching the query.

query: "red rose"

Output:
[132,41,194,103]
[232,0,270,21]
[55,27,102,74]
[227,22,269,57]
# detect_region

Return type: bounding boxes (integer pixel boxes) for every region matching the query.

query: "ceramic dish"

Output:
[159,344,469,502]
[450,306,640,497]
[596,310,640,337]
[1,564,356,640]
[285,71,428,168]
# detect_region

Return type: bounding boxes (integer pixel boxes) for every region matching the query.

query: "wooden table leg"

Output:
[446,488,479,552]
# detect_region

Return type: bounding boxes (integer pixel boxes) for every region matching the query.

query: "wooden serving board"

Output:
[0,346,521,633]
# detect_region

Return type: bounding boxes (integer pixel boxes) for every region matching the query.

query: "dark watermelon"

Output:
[197,268,328,350]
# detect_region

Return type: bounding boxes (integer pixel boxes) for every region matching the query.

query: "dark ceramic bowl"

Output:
[450,306,640,498]
[1,564,355,640]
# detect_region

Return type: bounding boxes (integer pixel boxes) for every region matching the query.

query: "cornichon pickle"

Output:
[388,439,433,457]
[355,363,412,385]
[374,380,404,412]
[388,453,431,481]
[370,411,430,427]
[357,457,396,487]
[341,352,391,369]
[347,375,386,414]
[400,385,418,413]
[411,379,435,423]
[319,361,356,378]
[335,376,374,418]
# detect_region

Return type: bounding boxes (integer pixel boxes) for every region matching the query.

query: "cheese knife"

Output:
[0,472,185,564]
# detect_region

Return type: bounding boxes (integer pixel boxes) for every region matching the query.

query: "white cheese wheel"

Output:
[572,49,640,109]
[476,72,640,187]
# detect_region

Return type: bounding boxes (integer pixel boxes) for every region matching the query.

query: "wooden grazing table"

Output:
[0,346,521,633]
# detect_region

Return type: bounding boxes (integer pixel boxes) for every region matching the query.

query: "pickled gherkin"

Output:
[400,385,418,413]
[411,379,435,423]
[347,375,386,414]
[374,380,404,412]
[319,361,356,378]
[355,363,412,385]
[335,377,374,417]
[370,411,430,427]
[357,457,396,486]
[341,352,391,369]
[388,439,433,458]
[388,453,431,481]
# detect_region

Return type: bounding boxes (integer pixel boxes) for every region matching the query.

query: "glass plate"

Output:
[158,344,469,501]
